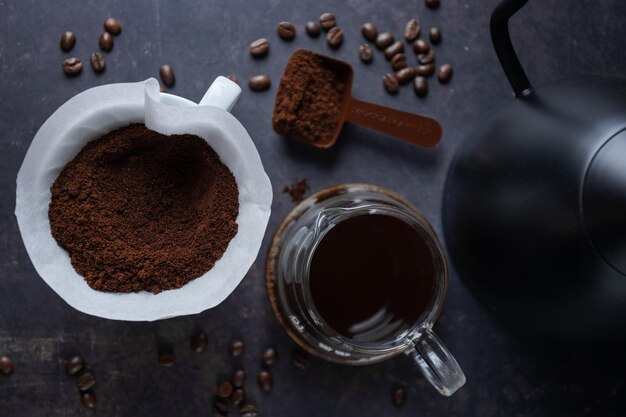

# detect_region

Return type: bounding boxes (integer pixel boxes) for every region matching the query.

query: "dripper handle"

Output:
[199,76,242,112]
[407,327,466,396]
[345,97,442,148]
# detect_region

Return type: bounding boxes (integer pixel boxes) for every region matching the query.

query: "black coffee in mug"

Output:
[309,214,436,342]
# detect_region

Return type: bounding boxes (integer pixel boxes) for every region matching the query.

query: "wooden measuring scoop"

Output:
[272,49,442,149]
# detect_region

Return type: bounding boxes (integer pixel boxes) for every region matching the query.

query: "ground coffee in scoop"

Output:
[48,124,239,293]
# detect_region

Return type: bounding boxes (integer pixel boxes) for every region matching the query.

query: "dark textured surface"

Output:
[1,0,625,416]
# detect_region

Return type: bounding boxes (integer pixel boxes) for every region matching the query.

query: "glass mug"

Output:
[266,184,466,396]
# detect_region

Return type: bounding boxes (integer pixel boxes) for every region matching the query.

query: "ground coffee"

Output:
[48,124,239,293]
[272,50,345,145]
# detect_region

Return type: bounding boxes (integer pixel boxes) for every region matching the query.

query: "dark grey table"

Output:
[1,0,625,416]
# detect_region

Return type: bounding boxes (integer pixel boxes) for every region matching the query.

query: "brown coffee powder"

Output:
[272,50,345,145]
[48,124,239,293]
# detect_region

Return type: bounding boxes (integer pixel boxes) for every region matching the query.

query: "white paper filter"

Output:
[15,78,273,321]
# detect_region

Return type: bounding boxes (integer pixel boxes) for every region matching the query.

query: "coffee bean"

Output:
[393,386,406,406]
[416,63,436,76]
[190,333,208,353]
[249,74,270,91]
[277,22,296,40]
[413,76,429,97]
[159,65,175,87]
[213,398,229,414]
[418,49,435,65]
[98,32,113,51]
[81,392,96,408]
[217,381,234,398]
[240,403,259,417]
[375,32,394,50]
[0,356,13,375]
[326,26,343,48]
[413,39,430,55]
[292,350,309,370]
[229,339,246,357]
[360,23,377,43]
[257,370,273,392]
[249,38,269,58]
[59,31,76,52]
[390,54,407,71]
[76,373,96,391]
[383,74,399,94]
[90,52,106,73]
[65,355,84,375]
[384,41,404,60]
[261,347,277,366]
[231,369,246,387]
[226,74,240,85]
[158,352,175,367]
[438,63,453,83]
[396,67,416,85]
[429,27,442,45]
[160,85,167,93]
[319,13,336,31]
[305,21,321,38]
[104,17,121,35]
[426,0,440,9]
[230,388,246,406]
[359,44,373,63]
[404,19,421,41]
[62,57,82,76]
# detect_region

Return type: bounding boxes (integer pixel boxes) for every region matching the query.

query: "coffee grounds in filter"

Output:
[48,123,239,293]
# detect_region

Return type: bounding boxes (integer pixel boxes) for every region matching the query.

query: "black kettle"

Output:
[443,0,626,339]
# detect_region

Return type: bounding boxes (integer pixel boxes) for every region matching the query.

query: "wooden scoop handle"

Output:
[345,97,442,148]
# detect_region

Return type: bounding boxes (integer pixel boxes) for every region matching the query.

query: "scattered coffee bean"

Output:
[0,356,13,375]
[231,369,247,387]
[359,43,373,63]
[404,19,421,41]
[361,22,378,42]
[396,67,416,85]
[249,38,269,58]
[257,370,273,392]
[104,17,121,35]
[190,333,208,353]
[426,0,440,9]
[226,74,240,84]
[429,27,442,45]
[416,63,436,77]
[81,392,96,408]
[384,41,405,60]
[76,373,96,391]
[230,388,246,406]
[158,352,175,367]
[212,408,226,417]
[390,53,408,71]
[90,52,106,73]
[413,39,430,55]
[292,350,310,370]
[277,22,296,40]
[240,403,259,417]
[305,21,321,38]
[393,386,406,406]
[438,63,453,83]
[375,32,394,50]
[65,355,85,375]
[62,57,82,76]
[98,32,113,51]
[159,64,175,87]
[218,381,234,398]
[214,398,229,414]
[383,74,399,94]
[413,76,429,97]
[418,49,435,65]
[229,339,246,357]
[160,85,167,93]
[326,26,343,48]
[59,31,76,52]
[261,347,277,366]
[319,13,336,31]
[248,74,270,91]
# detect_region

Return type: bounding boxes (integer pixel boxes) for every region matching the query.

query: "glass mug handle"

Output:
[407,327,466,396]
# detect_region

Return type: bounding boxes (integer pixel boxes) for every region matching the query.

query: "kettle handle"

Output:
[491,0,533,97]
